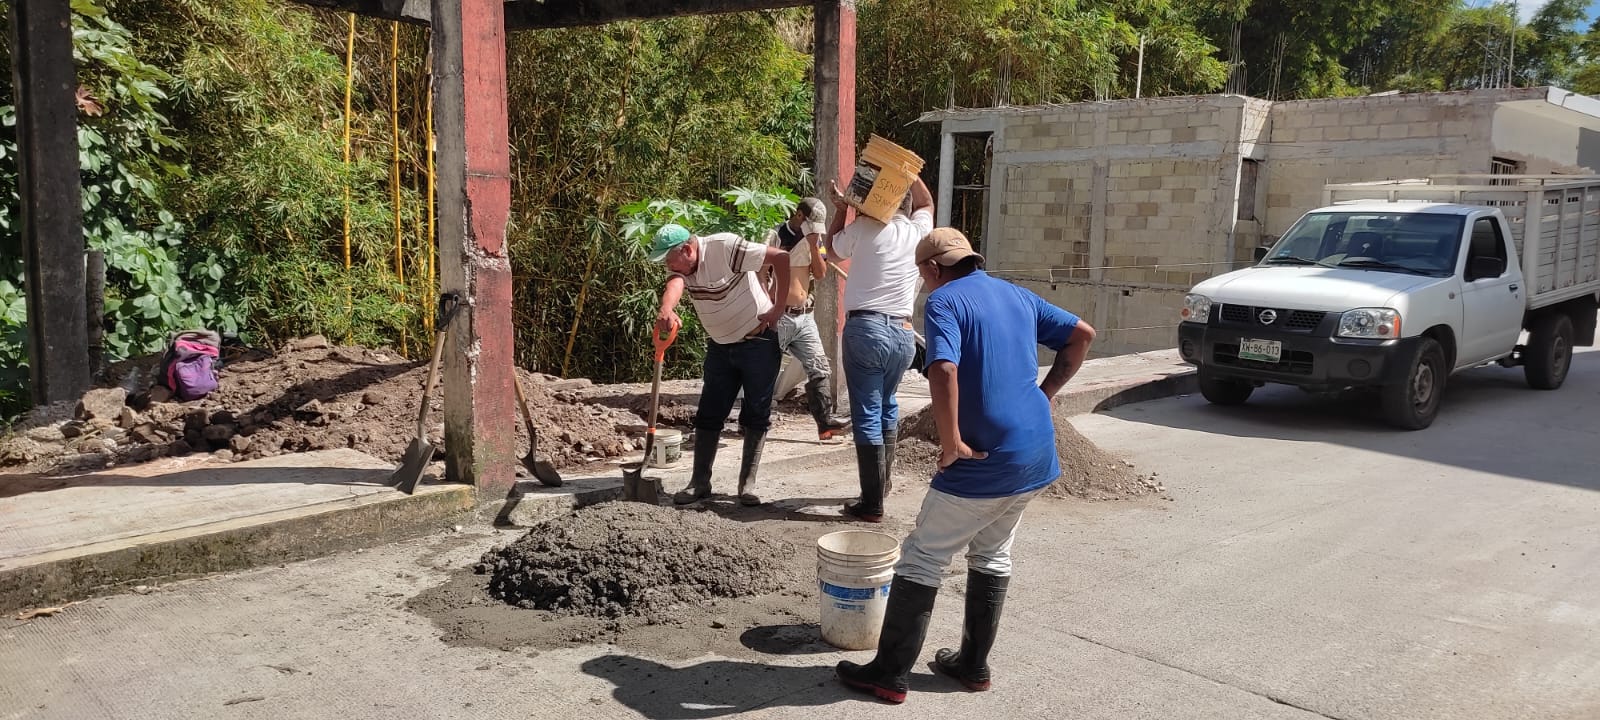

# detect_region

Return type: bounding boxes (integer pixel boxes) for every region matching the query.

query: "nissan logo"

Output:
[1258,309,1279,325]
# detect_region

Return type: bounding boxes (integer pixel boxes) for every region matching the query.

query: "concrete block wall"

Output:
[997,162,1094,273]
[1260,90,1520,236]
[1102,158,1223,286]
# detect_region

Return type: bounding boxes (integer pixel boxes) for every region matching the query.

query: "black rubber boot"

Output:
[806,377,850,440]
[843,443,884,522]
[673,430,718,504]
[933,570,1010,692]
[736,429,766,506]
[881,428,898,496]
[837,576,939,704]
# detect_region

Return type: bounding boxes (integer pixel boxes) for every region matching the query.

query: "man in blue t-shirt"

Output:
[837,228,1096,704]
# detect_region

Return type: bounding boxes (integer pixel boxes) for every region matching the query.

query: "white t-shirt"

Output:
[676,233,773,344]
[830,208,933,317]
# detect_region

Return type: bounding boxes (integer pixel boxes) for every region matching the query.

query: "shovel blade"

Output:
[389,437,433,495]
[523,452,563,488]
[620,464,660,503]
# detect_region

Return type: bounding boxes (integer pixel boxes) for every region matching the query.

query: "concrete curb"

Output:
[1051,366,1198,417]
[2,485,475,614]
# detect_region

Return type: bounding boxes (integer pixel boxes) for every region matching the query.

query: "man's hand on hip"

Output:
[939,441,988,469]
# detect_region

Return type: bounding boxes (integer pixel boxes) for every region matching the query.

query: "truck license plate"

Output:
[1238,339,1282,363]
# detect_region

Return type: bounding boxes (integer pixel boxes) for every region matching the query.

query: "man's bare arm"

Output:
[1040,322,1097,398]
[656,275,687,335]
[908,176,934,214]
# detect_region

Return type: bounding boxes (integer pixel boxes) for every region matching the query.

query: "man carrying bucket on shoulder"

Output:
[649,224,790,506]
[824,176,934,523]
[835,228,1097,704]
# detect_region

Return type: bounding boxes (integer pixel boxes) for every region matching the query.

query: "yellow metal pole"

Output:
[390,21,407,355]
[342,13,356,342]
[424,36,436,336]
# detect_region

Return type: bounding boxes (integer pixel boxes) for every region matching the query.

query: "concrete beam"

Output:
[936,130,955,227]
[9,0,91,406]
[291,0,431,23]
[813,0,855,413]
[506,0,809,29]
[431,0,518,494]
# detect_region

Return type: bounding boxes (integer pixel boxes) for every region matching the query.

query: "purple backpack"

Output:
[158,330,221,401]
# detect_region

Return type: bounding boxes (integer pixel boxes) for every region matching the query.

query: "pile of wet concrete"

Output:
[475,502,795,621]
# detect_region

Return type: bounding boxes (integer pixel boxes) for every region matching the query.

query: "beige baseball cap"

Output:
[916,227,985,266]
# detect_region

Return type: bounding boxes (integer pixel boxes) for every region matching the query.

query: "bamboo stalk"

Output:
[560,246,600,378]
[390,21,407,356]
[342,13,356,342]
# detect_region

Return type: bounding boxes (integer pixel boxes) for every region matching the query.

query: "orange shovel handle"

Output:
[652,323,679,363]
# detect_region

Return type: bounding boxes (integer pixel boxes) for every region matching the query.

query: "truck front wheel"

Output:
[1382,338,1445,431]
[1524,313,1574,390]
[1198,370,1254,406]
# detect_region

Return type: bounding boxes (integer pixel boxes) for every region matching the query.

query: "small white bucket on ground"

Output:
[816,530,901,650]
[648,429,682,468]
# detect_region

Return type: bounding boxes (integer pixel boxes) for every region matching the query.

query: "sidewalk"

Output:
[0,350,1194,613]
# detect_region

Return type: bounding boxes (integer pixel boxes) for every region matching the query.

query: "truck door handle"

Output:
[1509,284,1519,293]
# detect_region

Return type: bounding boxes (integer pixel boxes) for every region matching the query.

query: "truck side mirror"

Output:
[1253,246,1269,262]
[1468,256,1506,280]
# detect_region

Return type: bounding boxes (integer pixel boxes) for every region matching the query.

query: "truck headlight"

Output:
[1337,308,1401,339]
[1181,294,1212,323]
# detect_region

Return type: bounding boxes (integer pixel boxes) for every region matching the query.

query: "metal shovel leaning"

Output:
[512,372,563,487]
[389,292,460,495]
[621,322,678,503]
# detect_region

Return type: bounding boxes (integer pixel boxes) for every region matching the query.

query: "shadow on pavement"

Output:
[1109,350,1600,491]
[739,623,836,656]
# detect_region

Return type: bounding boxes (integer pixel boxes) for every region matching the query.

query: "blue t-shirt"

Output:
[923,270,1080,499]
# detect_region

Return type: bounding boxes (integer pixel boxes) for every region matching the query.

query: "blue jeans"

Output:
[694,329,782,434]
[842,312,916,445]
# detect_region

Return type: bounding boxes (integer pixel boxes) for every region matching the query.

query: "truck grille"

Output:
[1219,304,1326,333]
[1213,343,1315,375]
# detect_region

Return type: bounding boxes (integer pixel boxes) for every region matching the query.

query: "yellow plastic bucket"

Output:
[844,135,925,223]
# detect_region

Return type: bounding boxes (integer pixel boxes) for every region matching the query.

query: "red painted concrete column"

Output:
[430,0,517,494]
[813,0,857,410]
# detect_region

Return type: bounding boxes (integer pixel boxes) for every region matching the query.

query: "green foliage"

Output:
[0,0,244,407]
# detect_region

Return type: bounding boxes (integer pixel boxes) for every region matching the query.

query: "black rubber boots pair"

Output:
[805,377,850,440]
[673,428,765,506]
[843,429,896,522]
[836,570,1010,703]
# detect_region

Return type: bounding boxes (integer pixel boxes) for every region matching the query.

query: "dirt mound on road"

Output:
[899,403,1164,500]
[1,336,644,473]
[475,502,794,621]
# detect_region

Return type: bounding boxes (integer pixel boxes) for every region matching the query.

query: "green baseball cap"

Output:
[648,224,691,261]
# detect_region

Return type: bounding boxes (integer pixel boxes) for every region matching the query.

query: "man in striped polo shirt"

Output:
[650,224,790,506]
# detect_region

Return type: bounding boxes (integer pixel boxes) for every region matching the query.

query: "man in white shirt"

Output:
[650,224,789,506]
[764,197,850,440]
[825,176,934,522]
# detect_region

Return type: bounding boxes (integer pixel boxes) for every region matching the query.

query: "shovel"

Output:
[621,322,678,503]
[512,372,563,487]
[389,292,460,494]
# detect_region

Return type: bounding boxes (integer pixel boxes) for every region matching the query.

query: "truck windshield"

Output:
[1262,211,1463,277]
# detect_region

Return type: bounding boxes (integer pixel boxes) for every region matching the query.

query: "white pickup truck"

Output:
[1178,175,1600,429]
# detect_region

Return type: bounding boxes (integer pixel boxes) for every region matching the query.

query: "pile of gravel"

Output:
[475,502,795,620]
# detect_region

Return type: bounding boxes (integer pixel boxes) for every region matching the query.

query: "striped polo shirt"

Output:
[677,233,772,344]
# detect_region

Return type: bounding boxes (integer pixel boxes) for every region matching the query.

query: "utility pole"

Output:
[1135,34,1145,99]
[1508,26,1516,88]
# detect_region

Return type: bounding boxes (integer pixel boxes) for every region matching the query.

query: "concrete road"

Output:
[3,354,1597,719]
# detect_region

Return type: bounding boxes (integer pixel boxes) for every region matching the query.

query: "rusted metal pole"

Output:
[431,0,517,494]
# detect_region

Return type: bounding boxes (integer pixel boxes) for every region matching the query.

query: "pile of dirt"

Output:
[0,336,645,473]
[898,404,1164,500]
[474,502,794,621]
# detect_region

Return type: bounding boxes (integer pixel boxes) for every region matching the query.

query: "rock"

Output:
[117,406,141,430]
[361,391,389,406]
[132,585,152,595]
[213,449,234,462]
[131,424,166,445]
[291,335,330,350]
[202,423,238,444]
[183,428,205,448]
[166,440,194,457]
[25,425,65,443]
[296,399,323,415]
[75,387,127,421]
[121,445,161,463]
[229,434,252,454]
[147,385,172,404]
[57,452,111,470]
[99,427,126,443]
[88,417,114,431]
[544,378,593,392]
[209,410,236,426]
[710,617,728,629]
[183,409,209,432]
[60,422,85,439]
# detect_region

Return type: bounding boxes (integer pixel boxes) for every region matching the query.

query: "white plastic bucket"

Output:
[648,429,682,468]
[816,530,901,650]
